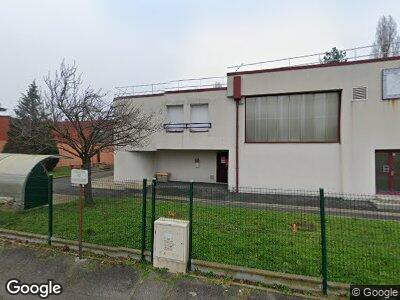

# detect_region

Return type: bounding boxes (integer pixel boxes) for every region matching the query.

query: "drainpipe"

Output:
[233,76,241,192]
[235,99,239,192]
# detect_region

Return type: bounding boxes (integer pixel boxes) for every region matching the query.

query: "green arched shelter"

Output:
[0,154,55,210]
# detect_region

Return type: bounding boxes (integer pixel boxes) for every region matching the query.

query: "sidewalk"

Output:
[0,239,304,300]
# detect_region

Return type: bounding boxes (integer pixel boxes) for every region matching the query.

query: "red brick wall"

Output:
[57,143,114,167]
[0,116,10,152]
[0,117,114,167]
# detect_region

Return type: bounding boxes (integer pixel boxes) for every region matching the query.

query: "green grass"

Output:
[49,166,71,178]
[0,197,399,284]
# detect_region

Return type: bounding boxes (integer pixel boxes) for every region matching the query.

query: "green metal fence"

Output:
[1,176,399,294]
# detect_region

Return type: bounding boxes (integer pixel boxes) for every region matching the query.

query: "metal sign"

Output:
[383,165,390,173]
[71,169,88,185]
[383,68,400,100]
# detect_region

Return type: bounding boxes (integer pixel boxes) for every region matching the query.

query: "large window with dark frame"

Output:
[245,91,340,142]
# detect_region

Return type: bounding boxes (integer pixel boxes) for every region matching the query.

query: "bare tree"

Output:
[372,15,400,58]
[44,62,161,205]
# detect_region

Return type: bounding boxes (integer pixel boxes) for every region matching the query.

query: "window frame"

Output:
[165,104,185,133]
[244,89,342,144]
[189,103,210,132]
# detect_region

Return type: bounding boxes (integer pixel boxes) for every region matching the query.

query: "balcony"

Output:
[163,122,212,133]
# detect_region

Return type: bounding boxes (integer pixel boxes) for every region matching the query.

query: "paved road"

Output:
[0,239,302,300]
[53,172,400,219]
[55,173,373,210]
[53,170,114,196]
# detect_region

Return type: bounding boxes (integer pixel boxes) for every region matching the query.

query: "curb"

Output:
[0,228,348,297]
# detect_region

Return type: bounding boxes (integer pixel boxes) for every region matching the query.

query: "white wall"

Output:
[114,151,155,181]
[229,59,400,194]
[115,58,400,194]
[154,150,218,183]
[116,89,235,151]
[114,89,235,185]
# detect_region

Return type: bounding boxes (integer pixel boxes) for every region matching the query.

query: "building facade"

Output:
[0,116,11,152]
[0,117,114,168]
[114,57,400,195]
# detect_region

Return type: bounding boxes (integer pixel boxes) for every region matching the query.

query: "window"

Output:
[165,105,184,132]
[246,91,340,142]
[190,104,210,132]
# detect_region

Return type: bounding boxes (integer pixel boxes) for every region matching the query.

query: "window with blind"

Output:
[245,91,340,142]
[190,104,210,132]
[165,105,184,132]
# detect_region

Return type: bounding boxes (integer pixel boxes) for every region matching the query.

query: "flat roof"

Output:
[227,56,400,76]
[114,87,227,100]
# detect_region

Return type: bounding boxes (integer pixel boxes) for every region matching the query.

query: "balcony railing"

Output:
[163,122,212,132]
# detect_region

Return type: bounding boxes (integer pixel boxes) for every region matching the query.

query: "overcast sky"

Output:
[1,0,399,112]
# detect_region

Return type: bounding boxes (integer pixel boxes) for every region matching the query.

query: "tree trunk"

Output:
[82,157,94,206]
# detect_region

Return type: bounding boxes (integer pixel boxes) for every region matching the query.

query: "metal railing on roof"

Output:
[115,76,227,98]
[115,42,400,98]
[228,42,400,72]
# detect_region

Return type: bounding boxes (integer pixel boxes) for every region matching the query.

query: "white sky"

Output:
[1,0,399,112]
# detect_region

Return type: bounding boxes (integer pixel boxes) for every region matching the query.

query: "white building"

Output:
[114,55,400,195]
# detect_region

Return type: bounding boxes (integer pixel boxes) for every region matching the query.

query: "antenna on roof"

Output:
[235,63,244,72]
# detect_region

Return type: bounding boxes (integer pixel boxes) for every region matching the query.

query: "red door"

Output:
[375,150,400,194]
[216,152,228,183]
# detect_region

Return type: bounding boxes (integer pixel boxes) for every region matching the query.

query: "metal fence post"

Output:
[150,178,157,263]
[47,175,53,245]
[141,178,147,262]
[319,188,328,295]
[187,180,194,271]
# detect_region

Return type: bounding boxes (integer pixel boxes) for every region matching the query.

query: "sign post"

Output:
[71,169,89,260]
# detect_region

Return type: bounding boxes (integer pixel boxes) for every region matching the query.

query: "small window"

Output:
[190,104,210,132]
[165,105,184,132]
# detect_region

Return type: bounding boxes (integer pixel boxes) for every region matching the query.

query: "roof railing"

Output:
[115,42,400,98]
[115,76,227,98]
[228,42,400,72]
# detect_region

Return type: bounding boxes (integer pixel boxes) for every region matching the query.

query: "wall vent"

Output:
[352,86,367,101]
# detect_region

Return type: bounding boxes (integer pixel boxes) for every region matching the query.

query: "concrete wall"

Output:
[114,89,235,184]
[115,150,221,183]
[114,151,155,181]
[115,58,400,194]
[155,150,218,183]
[115,89,235,152]
[228,58,400,194]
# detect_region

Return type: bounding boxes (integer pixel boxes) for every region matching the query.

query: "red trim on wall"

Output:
[243,89,342,144]
[114,87,227,101]
[388,152,395,192]
[227,56,400,76]
[235,100,239,192]
[233,76,241,100]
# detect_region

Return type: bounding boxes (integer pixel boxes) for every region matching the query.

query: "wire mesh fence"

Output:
[324,192,400,285]
[191,185,322,278]
[1,175,399,288]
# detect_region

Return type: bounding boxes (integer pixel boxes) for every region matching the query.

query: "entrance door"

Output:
[375,150,400,194]
[216,152,228,183]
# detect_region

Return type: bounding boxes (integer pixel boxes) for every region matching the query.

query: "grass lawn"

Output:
[49,166,71,178]
[0,197,398,284]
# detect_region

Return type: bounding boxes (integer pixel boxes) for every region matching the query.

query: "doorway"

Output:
[216,152,228,183]
[375,150,400,194]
